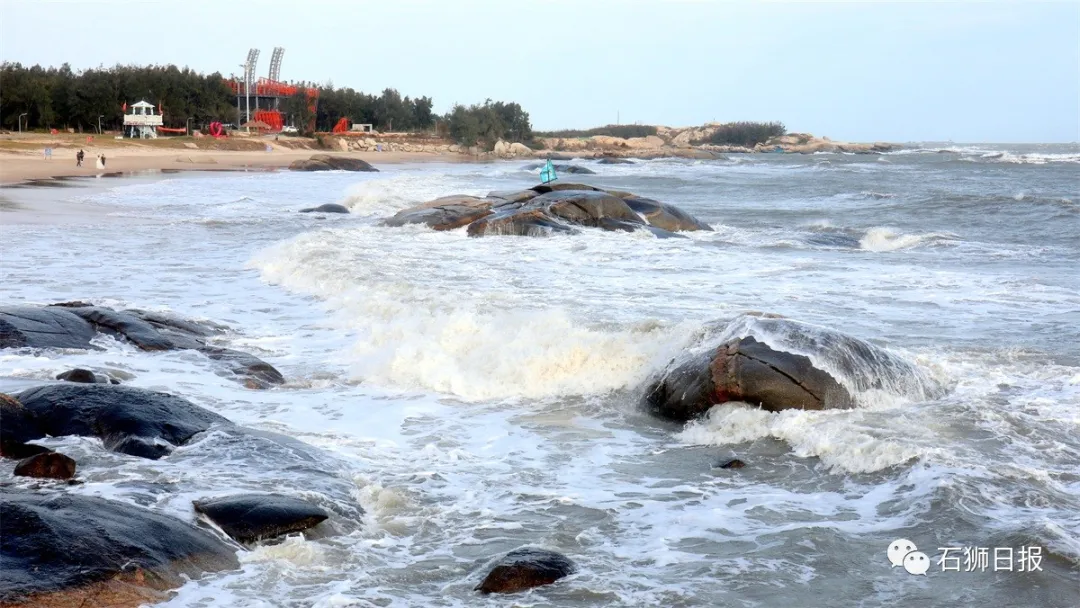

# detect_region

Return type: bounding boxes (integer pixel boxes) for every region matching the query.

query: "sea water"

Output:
[1,144,1078,606]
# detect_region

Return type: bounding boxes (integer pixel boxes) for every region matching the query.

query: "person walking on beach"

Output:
[96,153,105,170]
[76,149,85,167]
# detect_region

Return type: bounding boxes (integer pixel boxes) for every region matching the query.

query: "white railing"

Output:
[123,115,163,126]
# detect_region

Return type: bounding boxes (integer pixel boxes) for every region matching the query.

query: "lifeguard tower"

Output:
[123,101,162,139]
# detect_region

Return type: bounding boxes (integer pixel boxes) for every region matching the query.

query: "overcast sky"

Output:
[2,0,1077,142]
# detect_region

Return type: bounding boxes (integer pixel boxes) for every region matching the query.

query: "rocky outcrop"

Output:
[11,384,230,459]
[288,154,378,172]
[0,492,238,607]
[475,548,576,594]
[299,203,350,214]
[13,452,76,480]
[193,494,329,543]
[755,133,896,154]
[0,304,284,389]
[383,184,711,238]
[644,315,941,421]
[522,163,596,175]
[0,393,51,459]
[597,157,634,165]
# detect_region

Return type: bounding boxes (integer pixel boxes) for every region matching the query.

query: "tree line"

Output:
[1,62,535,146]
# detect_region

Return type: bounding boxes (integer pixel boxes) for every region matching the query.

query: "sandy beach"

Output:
[0,144,453,185]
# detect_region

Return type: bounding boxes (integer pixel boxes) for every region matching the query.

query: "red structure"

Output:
[226,78,319,132]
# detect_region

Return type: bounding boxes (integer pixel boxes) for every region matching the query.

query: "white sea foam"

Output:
[858,227,955,251]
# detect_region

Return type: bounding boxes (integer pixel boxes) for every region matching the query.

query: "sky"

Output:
[1,0,1077,142]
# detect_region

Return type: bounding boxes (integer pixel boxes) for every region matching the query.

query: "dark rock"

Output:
[384,195,496,231]
[53,305,174,351]
[0,306,97,350]
[193,494,329,543]
[289,154,378,172]
[715,458,746,470]
[0,393,50,459]
[14,384,230,459]
[624,197,712,232]
[534,190,643,228]
[475,548,576,594]
[123,309,227,337]
[299,203,350,214]
[467,206,579,237]
[13,452,76,480]
[55,368,110,384]
[0,492,237,606]
[530,182,604,194]
[200,347,286,389]
[597,157,634,165]
[644,315,942,420]
[522,163,596,175]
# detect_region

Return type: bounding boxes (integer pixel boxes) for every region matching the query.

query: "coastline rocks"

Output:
[597,157,634,165]
[522,162,596,175]
[288,154,378,172]
[0,304,285,389]
[0,393,51,459]
[715,458,746,470]
[13,452,76,480]
[12,384,230,459]
[193,494,329,543]
[476,548,576,594]
[299,203,350,214]
[0,492,238,607]
[0,306,98,350]
[383,183,711,239]
[644,315,941,421]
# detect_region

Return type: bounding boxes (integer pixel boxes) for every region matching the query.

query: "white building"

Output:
[123,101,163,139]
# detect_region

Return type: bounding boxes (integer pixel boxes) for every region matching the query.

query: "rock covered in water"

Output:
[299,203,350,214]
[55,368,115,384]
[193,494,329,543]
[715,458,746,470]
[0,304,284,389]
[383,184,710,238]
[0,393,51,459]
[522,162,596,174]
[0,492,238,607]
[475,548,576,594]
[597,157,635,165]
[11,383,230,459]
[644,315,942,420]
[289,154,378,172]
[13,452,76,480]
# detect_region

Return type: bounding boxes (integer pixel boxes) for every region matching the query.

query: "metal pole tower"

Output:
[244,48,260,131]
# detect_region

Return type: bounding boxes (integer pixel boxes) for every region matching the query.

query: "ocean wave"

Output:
[859,227,958,252]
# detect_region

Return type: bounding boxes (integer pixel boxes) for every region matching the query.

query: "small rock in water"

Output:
[193,494,329,543]
[55,368,110,384]
[715,458,746,469]
[475,548,576,594]
[13,452,76,479]
[298,203,350,214]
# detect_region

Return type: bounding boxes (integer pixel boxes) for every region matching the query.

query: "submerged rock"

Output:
[475,548,576,594]
[289,154,378,172]
[522,162,596,174]
[299,203,350,214]
[597,157,634,165]
[12,384,230,459]
[714,458,746,470]
[193,494,329,543]
[644,315,942,420]
[0,492,237,607]
[56,368,116,384]
[13,452,76,480]
[0,304,285,389]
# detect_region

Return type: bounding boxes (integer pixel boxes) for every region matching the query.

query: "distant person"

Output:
[43,147,52,160]
[76,149,85,167]
[96,154,105,170]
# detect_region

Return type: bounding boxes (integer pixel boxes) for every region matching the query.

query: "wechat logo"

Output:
[888,538,930,575]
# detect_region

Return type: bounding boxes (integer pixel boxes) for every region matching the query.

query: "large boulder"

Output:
[624,197,712,232]
[533,190,643,227]
[288,154,378,172]
[0,394,51,459]
[384,195,498,231]
[644,315,943,421]
[467,206,579,237]
[597,157,634,165]
[508,142,533,156]
[475,548,576,594]
[0,306,97,350]
[0,304,285,389]
[55,368,114,384]
[0,492,238,607]
[11,384,230,459]
[193,494,329,543]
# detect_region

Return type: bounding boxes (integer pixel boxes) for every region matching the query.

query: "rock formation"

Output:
[288,154,378,172]
[193,494,329,543]
[475,548,576,594]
